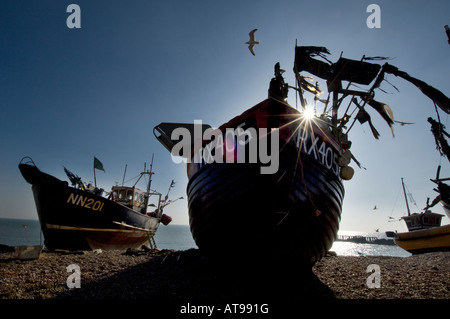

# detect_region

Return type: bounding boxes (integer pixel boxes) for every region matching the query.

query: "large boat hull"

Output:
[394,224,450,254]
[186,99,345,266]
[19,163,160,251]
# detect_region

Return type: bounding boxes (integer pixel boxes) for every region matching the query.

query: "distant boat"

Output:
[385,231,396,238]
[18,156,173,251]
[394,178,450,254]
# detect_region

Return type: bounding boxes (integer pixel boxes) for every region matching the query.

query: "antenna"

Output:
[122,164,127,186]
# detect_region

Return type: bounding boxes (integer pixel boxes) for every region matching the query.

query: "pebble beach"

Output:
[0,247,449,302]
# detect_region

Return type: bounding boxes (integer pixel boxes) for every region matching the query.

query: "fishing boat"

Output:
[394,224,450,254]
[394,177,450,254]
[154,43,450,266]
[18,156,173,251]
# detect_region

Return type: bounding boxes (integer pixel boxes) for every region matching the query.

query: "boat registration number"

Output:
[66,193,105,212]
[295,127,340,175]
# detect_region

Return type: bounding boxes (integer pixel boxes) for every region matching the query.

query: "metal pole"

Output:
[401,177,411,216]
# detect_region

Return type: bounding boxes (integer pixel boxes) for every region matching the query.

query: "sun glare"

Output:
[302,106,315,120]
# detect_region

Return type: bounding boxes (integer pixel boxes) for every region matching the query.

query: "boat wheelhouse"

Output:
[110,186,148,213]
[401,211,444,232]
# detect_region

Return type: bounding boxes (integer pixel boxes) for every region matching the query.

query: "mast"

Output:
[401,177,411,216]
[146,154,154,196]
[121,164,127,186]
[142,154,154,214]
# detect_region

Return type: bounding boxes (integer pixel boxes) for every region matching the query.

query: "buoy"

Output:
[340,166,354,180]
[161,214,172,226]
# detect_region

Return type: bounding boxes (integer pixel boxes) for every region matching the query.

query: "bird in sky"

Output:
[373,205,378,210]
[246,29,259,56]
[394,120,414,126]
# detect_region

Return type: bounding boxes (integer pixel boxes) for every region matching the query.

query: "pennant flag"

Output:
[352,99,380,139]
[63,166,84,189]
[356,108,370,124]
[367,99,395,137]
[367,99,394,126]
[94,157,105,172]
[64,166,78,186]
[383,63,450,114]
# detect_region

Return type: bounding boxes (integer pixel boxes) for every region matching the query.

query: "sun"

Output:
[301,106,316,120]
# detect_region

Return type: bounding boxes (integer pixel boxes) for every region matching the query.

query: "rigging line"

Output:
[345,99,361,134]
[404,184,421,213]
[123,174,142,185]
[339,95,357,130]
[295,69,298,109]
[391,185,402,216]
[322,92,331,114]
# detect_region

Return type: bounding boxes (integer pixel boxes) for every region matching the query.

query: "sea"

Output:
[0,218,411,257]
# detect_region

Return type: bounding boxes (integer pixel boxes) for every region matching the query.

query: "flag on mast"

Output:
[93,157,105,187]
[94,157,105,172]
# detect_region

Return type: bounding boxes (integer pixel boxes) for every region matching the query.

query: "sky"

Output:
[1,0,449,233]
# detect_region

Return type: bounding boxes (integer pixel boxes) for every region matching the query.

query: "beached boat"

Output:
[155,64,345,266]
[394,224,450,254]
[154,43,450,266]
[185,97,345,266]
[394,178,450,254]
[18,156,173,251]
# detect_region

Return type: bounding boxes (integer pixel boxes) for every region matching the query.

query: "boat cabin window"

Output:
[112,187,145,206]
[115,189,133,201]
[118,189,126,200]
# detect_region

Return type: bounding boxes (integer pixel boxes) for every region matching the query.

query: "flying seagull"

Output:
[246,29,259,56]
[394,120,414,126]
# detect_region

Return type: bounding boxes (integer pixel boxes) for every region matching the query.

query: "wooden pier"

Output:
[336,235,395,245]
